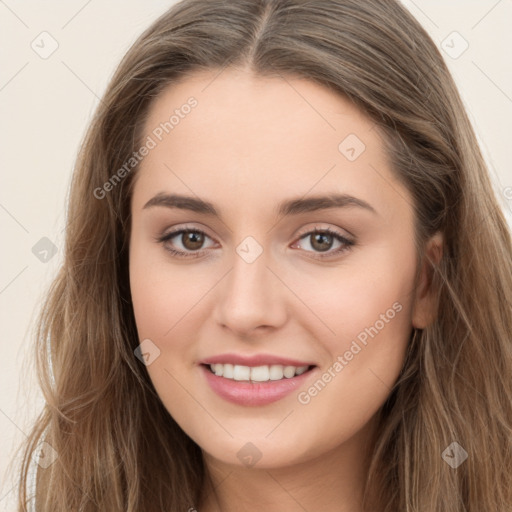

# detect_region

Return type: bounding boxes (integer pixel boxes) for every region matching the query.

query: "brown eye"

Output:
[292,227,354,259]
[157,228,216,258]
[181,231,205,250]
[310,232,334,252]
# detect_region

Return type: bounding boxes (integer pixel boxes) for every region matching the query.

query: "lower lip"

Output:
[200,364,316,406]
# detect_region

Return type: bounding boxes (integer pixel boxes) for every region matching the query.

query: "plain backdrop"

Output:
[1,1,511,509]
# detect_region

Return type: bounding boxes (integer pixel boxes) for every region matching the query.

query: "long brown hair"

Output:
[14,0,512,510]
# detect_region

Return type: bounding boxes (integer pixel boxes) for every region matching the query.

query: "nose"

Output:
[213,246,288,337]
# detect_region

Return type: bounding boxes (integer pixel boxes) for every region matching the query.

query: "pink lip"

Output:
[200,353,315,367]
[200,364,317,406]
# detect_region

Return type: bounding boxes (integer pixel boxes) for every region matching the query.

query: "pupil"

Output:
[183,231,204,250]
[311,233,332,252]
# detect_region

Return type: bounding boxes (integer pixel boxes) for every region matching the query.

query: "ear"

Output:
[411,231,443,329]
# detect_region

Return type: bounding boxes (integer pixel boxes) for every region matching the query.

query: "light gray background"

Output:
[1,1,511,509]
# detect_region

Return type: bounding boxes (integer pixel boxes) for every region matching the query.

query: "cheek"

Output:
[129,232,216,340]
[291,240,415,353]
[128,246,210,425]
[288,245,415,442]
[128,238,227,403]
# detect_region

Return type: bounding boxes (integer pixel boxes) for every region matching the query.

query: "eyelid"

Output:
[294,223,354,240]
[158,223,354,242]
[156,223,355,259]
[156,224,217,247]
[158,223,216,240]
[291,226,354,259]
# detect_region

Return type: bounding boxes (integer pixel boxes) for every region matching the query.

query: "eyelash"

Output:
[156,226,354,260]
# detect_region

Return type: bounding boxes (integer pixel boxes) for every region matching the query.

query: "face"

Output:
[129,67,432,469]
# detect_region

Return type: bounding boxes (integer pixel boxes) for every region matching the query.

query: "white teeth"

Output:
[208,363,310,381]
[283,366,296,378]
[233,365,250,381]
[222,364,234,378]
[269,365,283,380]
[250,365,270,382]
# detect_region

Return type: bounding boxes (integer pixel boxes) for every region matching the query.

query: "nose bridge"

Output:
[214,235,287,333]
[230,242,269,296]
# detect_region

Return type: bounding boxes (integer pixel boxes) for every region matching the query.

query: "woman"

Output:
[16,0,512,510]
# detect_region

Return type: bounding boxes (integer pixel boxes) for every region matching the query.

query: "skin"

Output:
[129,66,441,512]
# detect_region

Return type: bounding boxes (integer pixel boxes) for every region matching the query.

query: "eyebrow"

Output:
[143,192,377,217]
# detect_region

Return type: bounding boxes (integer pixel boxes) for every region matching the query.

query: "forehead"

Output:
[134,67,407,221]
[143,66,378,161]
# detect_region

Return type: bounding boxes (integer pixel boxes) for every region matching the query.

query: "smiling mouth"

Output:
[202,363,316,382]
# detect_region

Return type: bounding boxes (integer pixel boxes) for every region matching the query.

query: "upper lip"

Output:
[200,353,316,368]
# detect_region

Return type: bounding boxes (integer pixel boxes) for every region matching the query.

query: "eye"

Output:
[156,227,216,259]
[156,225,354,260]
[291,227,354,259]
